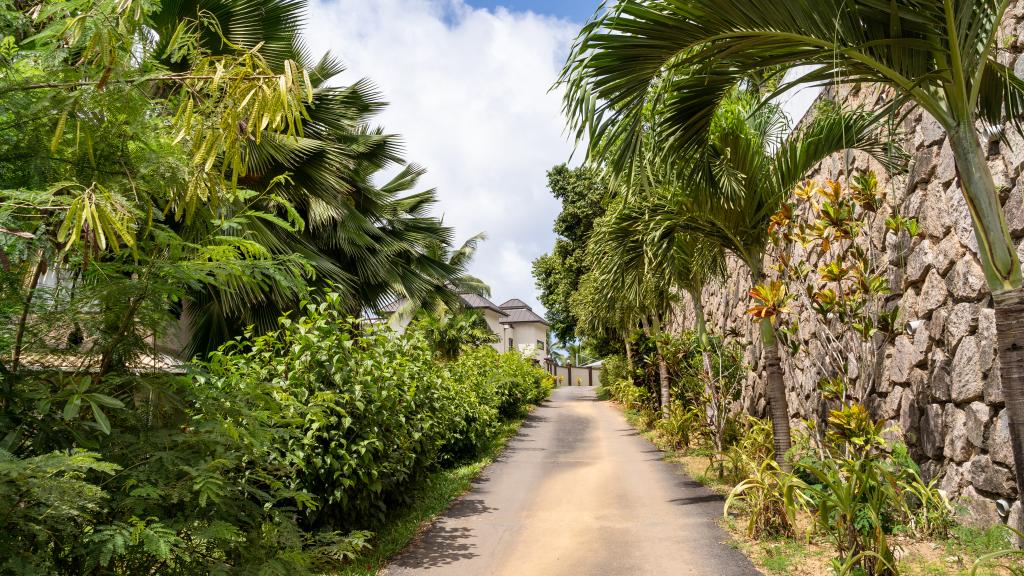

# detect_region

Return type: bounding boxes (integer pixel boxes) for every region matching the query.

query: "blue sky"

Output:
[466,0,601,21]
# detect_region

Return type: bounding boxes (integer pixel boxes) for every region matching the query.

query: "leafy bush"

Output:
[758,404,950,576]
[0,291,551,575]
[654,401,704,449]
[724,455,809,539]
[202,292,551,528]
[600,354,630,386]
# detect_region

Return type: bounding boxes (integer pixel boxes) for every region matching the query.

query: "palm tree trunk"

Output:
[624,335,634,373]
[760,318,792,471]
[948,127,1024,510]
[947,126,1021,290]
[651,314,670,418]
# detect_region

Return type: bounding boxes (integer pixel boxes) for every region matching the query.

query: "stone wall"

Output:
[682,7,1024,526]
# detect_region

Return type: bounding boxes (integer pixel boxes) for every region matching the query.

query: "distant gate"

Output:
[544,361,602,387]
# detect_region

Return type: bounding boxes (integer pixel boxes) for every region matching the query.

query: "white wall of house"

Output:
[481,308,506,352]
[502,322,547,362]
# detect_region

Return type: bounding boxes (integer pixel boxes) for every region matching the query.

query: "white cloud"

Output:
[304,0,579,312]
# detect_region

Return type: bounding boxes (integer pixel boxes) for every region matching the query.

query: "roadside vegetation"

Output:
[602,338,1022,576]
[538,0,1024,574]
[0,0,552,574]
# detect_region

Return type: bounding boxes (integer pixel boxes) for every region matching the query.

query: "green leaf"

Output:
[85,393,124,409]
[63,395,82,421]
[89,400,112,435]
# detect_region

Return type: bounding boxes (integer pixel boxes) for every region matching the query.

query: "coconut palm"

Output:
[562,0,1024,487]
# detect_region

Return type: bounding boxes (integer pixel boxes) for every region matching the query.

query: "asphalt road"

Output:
[383,385,760,576]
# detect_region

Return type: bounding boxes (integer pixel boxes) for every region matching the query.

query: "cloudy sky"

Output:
[304,0,593,313]
[303,1,820,314]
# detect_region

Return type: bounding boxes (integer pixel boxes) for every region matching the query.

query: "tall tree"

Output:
[585,189,724,416]
[560,0,1024,493]
[561,73,901,466]
[533,164,609,344]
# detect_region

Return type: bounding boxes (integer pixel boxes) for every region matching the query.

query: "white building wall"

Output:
[507,322,548,362]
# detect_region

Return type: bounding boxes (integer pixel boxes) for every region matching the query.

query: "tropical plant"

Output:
[561,76,902,464]
[724,455,810,539]
[414,307,498,361]
[762,173,906,438]
[560,0,1024,508]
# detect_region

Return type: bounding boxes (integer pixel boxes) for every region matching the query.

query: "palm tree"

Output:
[384,232,491,328]
[142,0,472,355]
[562,0,1024,487]
[414,307,498,361]
[564,80,901,466]
[587,189,724,416]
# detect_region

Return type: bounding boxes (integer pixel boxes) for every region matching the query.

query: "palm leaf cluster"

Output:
[149,0,480,354]
[558,0,922,464]
[0,0,485,362]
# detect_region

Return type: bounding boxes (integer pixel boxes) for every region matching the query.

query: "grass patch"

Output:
[332,417,524,576]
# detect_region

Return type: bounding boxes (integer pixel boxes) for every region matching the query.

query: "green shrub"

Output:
[655,401,704,449]
[601,354,630,385]
[0,290,550,574]
[202,293,551,528]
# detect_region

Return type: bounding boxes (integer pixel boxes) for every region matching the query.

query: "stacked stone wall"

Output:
[681,7,1024,525]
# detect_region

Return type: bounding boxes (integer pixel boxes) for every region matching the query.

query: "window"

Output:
[508,338,514,350]
[536,340,544,350]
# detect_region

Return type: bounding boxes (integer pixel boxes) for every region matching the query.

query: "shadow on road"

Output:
[390,526,478,568]
[669,493,724,506]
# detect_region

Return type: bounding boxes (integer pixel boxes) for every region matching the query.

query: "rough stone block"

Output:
[935,233,963,275]
[921,403,946,459]
[918,269,949,312]
[1005,182,1024,238]
[950,184,980,255]
[989,409,1015,468]
[952,336,985,403]
[890,335,921,385]
[945,302,978,351]
[986,358,1003,405]
[944,405,973,462]
[970,455,1017,497]
[959,485,1001,527]
[979,307,997,373]
[948,258,988,302]
[930,348,952,402]
[965,401,990,448]
[935,140,957,185]
[941,461,966,495]
[905,239,934,285]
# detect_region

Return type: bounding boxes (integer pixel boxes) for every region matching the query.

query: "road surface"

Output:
[383,385,760,575]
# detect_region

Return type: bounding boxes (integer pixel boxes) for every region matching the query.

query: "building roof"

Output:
[377,293,508,316]
[496,298,548,325]
[459,293,509,315]
[499,298,530,310]
[499,306,549,326]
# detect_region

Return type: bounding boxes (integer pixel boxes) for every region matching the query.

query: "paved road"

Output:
[383,386,760,576]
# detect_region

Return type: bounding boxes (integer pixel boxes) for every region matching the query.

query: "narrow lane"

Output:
[383,386,761,576]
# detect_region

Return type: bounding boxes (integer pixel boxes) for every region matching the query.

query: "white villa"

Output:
[377,294,550,363]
